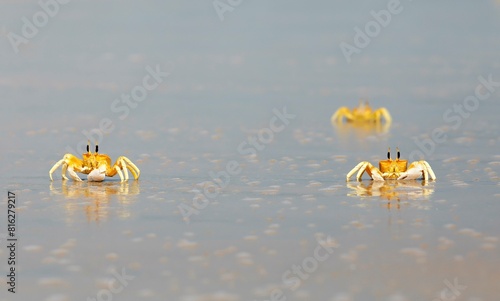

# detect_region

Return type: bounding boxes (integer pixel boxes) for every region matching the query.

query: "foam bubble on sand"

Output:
[61,239,77,249]
[454,255,464,262]
[264,227,278,236]
[132,237,143,243]
[180,291,240,301]
[106,252,119,261]
[44,294,69,301]
[318,236,339,249]
[188,255,206,263]
[444,223,457,230]
[214,246,237,257]
[50,248,68,257]
[481,243,496,250]
[243,197,263,202]
[128,262,142,270]
[259,186,281,195]
[42,257,57,264]
[294,289,310,299]
[306,163,321,169]
[220,271,237,282]
[340,249,358,263]
[236,252,254,266]
[387,294,409,301]
[67,265,82,272]
[177,239,199,250]
[301,194,316,202]
[450,180,469,187]
[333,155,348,163]
[437,237,455,251]
[331,292,352,301]
[350,220,366,229]
[484,236,499,242]
[307,181,322,188]
[443,157,461,164]
[96,277,115,289]
[319,186,339,192]
[38,277,69,287]
[138,289,156,298]
[244,235,259,241]
[400,247,427,263]
[24,245,43,252]
[310,169,333,176]
[458,228,482,238]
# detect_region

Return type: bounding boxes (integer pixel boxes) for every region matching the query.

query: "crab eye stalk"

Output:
[87,140,90,153]
[95,142,99,153]
[387,147,391,160]
[397,147,400,160]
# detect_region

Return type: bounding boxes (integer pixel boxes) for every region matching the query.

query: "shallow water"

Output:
[2,1,500,300]
[2,99,500,301]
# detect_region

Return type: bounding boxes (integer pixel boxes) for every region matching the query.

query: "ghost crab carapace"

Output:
[331,100,392,124]
[346,148,436,181]
[49,141,140,182]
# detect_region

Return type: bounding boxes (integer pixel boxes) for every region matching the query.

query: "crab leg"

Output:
[346,161,384,181]
[113,156,140,180]
[120,158,130,181]
[61,162,69,180]
[374,107,392,124]
[49,154,83,181]
[421,160,436,180]
[121,156,140,180]
[67,166,83,181]
[114,166,125,182]
[366,163,384,181]
[355,162,370,181]
[331,107,353,123]
[346,161,367,181]
[49,159,65,181]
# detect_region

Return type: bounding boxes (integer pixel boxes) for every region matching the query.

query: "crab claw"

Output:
[87,166,106,182]
[397,161,436,181]
[397,168,423,180]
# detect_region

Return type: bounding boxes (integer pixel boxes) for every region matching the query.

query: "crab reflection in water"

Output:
[50,181,140,223]
[346,180,434,209]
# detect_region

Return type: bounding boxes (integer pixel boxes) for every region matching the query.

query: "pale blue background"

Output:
[1,1,500,301]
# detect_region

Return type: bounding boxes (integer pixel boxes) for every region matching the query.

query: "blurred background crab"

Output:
[346,148,436,181]
[331,100,392,124]
[49,141,140,182]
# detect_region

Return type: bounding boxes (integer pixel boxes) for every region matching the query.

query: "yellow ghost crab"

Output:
[346,148,436,182]
[49,141,140,182]
[331,101,392,124]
